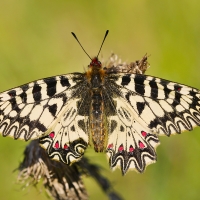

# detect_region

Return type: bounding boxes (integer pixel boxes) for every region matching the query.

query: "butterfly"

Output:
[0,30,200,175]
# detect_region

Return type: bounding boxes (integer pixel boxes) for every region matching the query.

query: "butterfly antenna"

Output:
[97,30,109,58]
[71,32,92,60]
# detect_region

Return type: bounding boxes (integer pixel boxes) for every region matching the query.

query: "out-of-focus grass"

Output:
[0,1,200,200]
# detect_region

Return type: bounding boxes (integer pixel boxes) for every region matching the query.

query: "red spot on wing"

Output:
[139,141,145,149]
[129,145,134,152]
[141,131,147,137]
[175,85,182,92]
[49,131,55,139]
[54,141,59,149]
[64,144,68,149]
[108,143,113,149]
[118,144,124,152]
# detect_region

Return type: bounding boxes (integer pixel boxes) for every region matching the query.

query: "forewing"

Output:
[0,73,86,140]
[104,73,200,174]
[111,73,200,135]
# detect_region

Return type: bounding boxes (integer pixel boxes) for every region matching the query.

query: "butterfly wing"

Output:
[39,91,90,164]
[0,73,90,163]
[104,73,200,174]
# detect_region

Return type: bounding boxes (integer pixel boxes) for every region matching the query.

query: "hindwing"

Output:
[39,94,91,164]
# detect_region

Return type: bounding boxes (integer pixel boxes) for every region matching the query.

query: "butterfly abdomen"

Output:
[88,67,106,152]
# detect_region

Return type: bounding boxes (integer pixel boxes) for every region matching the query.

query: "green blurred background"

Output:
[0,1,200,200]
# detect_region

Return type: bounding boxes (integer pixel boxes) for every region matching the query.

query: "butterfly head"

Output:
[89,57,102,69]
[72,30,108,70]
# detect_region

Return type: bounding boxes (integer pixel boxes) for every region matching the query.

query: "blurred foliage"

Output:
[0,0,200,200]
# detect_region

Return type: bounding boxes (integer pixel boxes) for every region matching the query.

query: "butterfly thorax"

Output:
[86,57,107,152]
